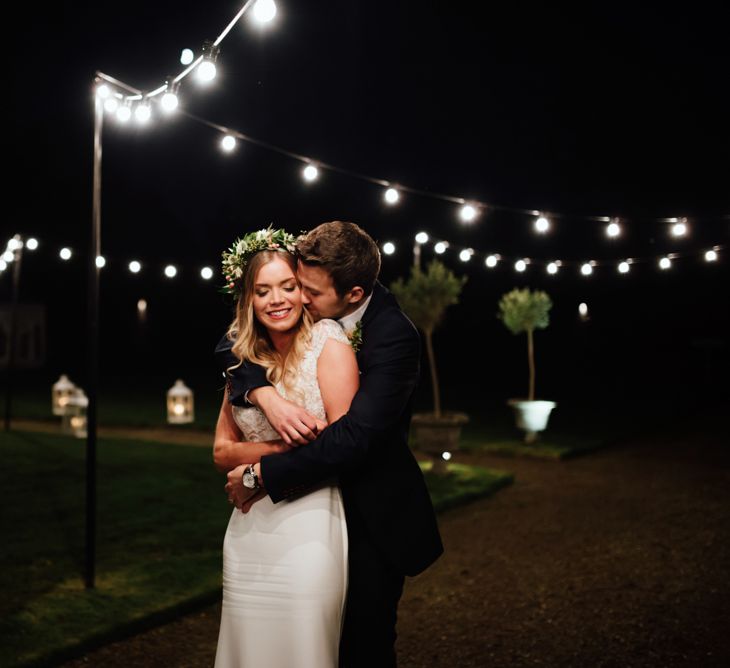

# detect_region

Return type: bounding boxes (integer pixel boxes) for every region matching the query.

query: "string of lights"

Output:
[1,235,723,283]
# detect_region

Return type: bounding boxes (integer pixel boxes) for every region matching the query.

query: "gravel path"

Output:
[61,419,730,667]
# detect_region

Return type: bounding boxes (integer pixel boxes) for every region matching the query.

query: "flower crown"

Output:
[221,226,298,296]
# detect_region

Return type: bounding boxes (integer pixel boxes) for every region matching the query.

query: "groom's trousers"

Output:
[339,508,405,668]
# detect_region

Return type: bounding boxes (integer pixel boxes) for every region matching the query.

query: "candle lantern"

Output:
[167,379,194,424]
[62,388,88,438]
[52,374,77,416]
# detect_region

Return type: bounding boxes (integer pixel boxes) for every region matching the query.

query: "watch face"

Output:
[243,470,256,489]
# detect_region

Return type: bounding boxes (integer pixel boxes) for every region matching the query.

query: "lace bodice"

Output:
[231,319,350,441]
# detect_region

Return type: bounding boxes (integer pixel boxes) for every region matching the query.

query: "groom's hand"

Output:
[249,387,327,445]
[225,464,260,511]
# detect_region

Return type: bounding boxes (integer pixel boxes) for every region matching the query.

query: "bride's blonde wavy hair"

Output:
[226,250,312,397]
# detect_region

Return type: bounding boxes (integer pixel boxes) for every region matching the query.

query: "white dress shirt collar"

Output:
[338,293,372,334]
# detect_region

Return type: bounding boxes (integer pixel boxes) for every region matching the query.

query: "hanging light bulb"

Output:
[534,215,550,233]
[485,255,498,268]
[670,218,688,237]
[704,249,718,262]
[201,267,214,280]
[161,79,180,112]
[129,260,142,273]
[164,265,178,278]
[104,97,119,113]
[59,247,72,261]
[197,40,220,83]
[26,238,39,250]
[618,260,631,274]
[96,84,111,99]
[116,102,132,123]
[2,250,13,263]
[253,0,277,23]
[384,187,400,205]
[459,204,477,223]
[580,262,593,276]
[546,261,559,275]
[606,219,621,238]
[180,48,194,65]
[415,232,429,244]
[578,303,589,320]
[659,256,672,270]
[95,256,106,268]
[459,249,473,262]
[135,102,152,124]
[382,242,396,255]
[302,164,319,182]
[221,135,237,152]
[514,259,527,272]
[434,242,448,254]
[0,259,6,272]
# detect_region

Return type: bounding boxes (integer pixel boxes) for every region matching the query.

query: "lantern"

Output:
[167,379,194,424]
[52,374,77,416]
[62,389,88,438]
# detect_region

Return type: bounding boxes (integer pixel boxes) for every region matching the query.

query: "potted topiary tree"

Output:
[497,287,556,443]
[391,260,468,471]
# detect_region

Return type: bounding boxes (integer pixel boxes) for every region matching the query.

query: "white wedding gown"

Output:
[214,319,349,668]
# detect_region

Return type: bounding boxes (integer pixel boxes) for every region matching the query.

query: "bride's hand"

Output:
[250,387,323,446]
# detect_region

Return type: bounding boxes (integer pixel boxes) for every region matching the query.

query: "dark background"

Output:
[6,0,729,417]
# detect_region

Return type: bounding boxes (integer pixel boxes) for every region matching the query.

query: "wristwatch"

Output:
[242,464,260,490]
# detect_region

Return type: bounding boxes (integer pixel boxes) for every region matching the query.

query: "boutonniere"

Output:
[348,320,363,352]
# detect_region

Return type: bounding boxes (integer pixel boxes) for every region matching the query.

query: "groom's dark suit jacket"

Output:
[215,281,443,576]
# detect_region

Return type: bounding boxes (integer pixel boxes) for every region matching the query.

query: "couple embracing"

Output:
[212,221,443,667]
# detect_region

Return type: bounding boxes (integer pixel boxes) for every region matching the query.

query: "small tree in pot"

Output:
[391,260,468,471]
[497,287,556,443]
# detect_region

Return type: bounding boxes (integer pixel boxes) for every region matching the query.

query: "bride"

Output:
[212,228,359,667]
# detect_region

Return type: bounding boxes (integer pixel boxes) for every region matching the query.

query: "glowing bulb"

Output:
[434,242,447,254]
[201,267,214,280]
[164,265,178,278]
[302,164,319,182]
[618,261,630,274]
[129,260,142,273]
[220,135,237,152]
[161,91,179,112]
[253,0,277,23]
[135,103,151,123]
[515,259,527,272]
[95,256,106,268]
[547,262,559,275]
[137,299,147,313]
[580,262,593,276]
[60,248,72,261]
[441,451,452,461]
[671,221,687,237]
[606,221,621,238]
[116,105,132,123]
[415,232,429,244]
[26,238,38,250]
[96,84,111,99]
[485,255,498,268]
[459,204,477,223]
[705,249,718,262]
[2,250,13,262]
[104,97,119,113]
[382,242,396,255]
[197,60,217,82]
[7,239,22,251]
[534,216,550,233]
[578,302,588,317]
[659,256,671,270]
[459,249,472,262]
[180,48,194,65]
[384,188,400,205]
[173,403,186,416]
[0,260,6,271]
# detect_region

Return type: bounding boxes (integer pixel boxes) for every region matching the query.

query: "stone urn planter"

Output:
[507,399,556,444]
[412,412,469,473]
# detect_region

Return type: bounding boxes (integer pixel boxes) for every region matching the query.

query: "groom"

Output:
[216,221,443,667]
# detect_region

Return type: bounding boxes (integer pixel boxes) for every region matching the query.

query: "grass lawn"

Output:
[0,430,512,667]
[459,434,607,460]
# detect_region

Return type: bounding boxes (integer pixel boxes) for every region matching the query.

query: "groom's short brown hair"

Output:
[297,221,381,297]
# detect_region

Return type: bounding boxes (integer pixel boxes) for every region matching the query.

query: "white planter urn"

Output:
[507,399,556,443]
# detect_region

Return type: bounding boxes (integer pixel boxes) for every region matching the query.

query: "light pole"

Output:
[3,235,24,432]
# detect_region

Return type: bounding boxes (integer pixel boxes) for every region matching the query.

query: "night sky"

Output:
[8,0,730,409]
